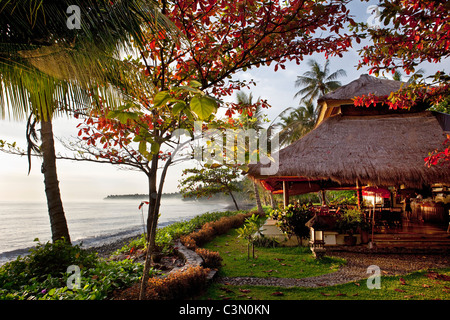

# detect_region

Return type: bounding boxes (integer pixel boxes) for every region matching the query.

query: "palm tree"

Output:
[294,59,347,103]
[276,100,318,146]
[275,59,346,146]
[0,0,175,243]
[236,91,265,215]
[392,69,425,84]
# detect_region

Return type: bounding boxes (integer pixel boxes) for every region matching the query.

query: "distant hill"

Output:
[104,192,185,200]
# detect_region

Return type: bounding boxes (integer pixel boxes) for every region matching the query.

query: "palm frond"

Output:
[0,0,179,51]
[0,0,175,120]
[294,58,346,103]
[326,69,347,82]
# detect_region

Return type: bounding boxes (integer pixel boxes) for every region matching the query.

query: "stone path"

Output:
[170,240,204,273]
[216,250,450,288]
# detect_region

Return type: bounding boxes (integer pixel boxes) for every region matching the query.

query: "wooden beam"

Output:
[283,181,290,208]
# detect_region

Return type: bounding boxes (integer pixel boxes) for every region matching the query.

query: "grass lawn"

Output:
[202,228,345,279]
[199,223,450,300]
[201,268,450,300]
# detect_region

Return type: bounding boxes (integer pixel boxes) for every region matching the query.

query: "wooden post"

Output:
[356,179,363,210]
[321,189,326,206]
[283,181,290,208]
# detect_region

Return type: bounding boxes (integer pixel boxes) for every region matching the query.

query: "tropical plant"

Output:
[294,59,347,104]
[327,190,357,207]
[179,165,242,211]
[276,100,318,146]
[391,69,424,84]
[0,238,147,300]
[270,204,314,245]
[336,208,370,235]
[236,91,267,215]
[237,213,264,259]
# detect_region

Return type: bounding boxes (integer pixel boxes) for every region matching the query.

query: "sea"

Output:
[0,198,231,265]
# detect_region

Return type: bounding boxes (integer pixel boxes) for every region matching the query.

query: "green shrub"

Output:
[1,210,252,300]
[0,239,97,292]
[336,208,370,234]
[115,210,247,255]
[270,204,314,243]
[179,211,254,249]
[39,259,146,300]
[252,235,280,248]
[0,239,150,300]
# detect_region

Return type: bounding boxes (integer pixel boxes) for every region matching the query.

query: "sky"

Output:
[0,1,449,202]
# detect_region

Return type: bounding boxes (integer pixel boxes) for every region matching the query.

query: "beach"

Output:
[0,199,251,265]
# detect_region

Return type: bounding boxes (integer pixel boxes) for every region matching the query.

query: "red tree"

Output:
[354,0,450,166]
[356,0,450,110]
[73,0,359,298]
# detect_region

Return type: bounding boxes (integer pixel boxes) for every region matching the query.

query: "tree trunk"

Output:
[139,155,159,300]
[140,153,172,300]
[146,155,159,246]
[40,117,71,243]
[253,180,264,215]
[229,190,239,211]
[269,192,276,209]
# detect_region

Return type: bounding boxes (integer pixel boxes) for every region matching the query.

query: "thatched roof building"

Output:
[249,111,450,193]
[315,74,424,125]
[248,74,450,196]
[317,74,403,104]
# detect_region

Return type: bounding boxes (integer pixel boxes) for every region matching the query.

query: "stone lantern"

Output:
[306,214,337,259]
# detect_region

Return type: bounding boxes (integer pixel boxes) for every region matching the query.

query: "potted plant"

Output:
[336,208,365,245]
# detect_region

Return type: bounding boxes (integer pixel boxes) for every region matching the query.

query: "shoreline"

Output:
[88,202,255,258]
[87,234,143,258]
[0,202,255,265]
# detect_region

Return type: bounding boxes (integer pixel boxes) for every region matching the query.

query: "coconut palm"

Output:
[0,0,176,243]
[294,59,347,103]
[276,59,345,146]
[277,100,318,146]
[392,69,425,84]
[236,91,266,214]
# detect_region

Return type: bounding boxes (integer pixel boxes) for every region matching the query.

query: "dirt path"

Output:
[217,250,450,288]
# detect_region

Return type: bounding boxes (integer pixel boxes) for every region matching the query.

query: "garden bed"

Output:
[0,209,255,300]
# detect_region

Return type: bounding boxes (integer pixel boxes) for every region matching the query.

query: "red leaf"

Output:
[239,289,251,293]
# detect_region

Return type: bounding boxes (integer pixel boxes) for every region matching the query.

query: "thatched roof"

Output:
[317,74,404,103]
[248,111,450,190]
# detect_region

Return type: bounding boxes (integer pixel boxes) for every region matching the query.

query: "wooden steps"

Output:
[372,233,450,248]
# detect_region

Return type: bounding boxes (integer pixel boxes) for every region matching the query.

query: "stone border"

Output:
[171,240,217,281]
